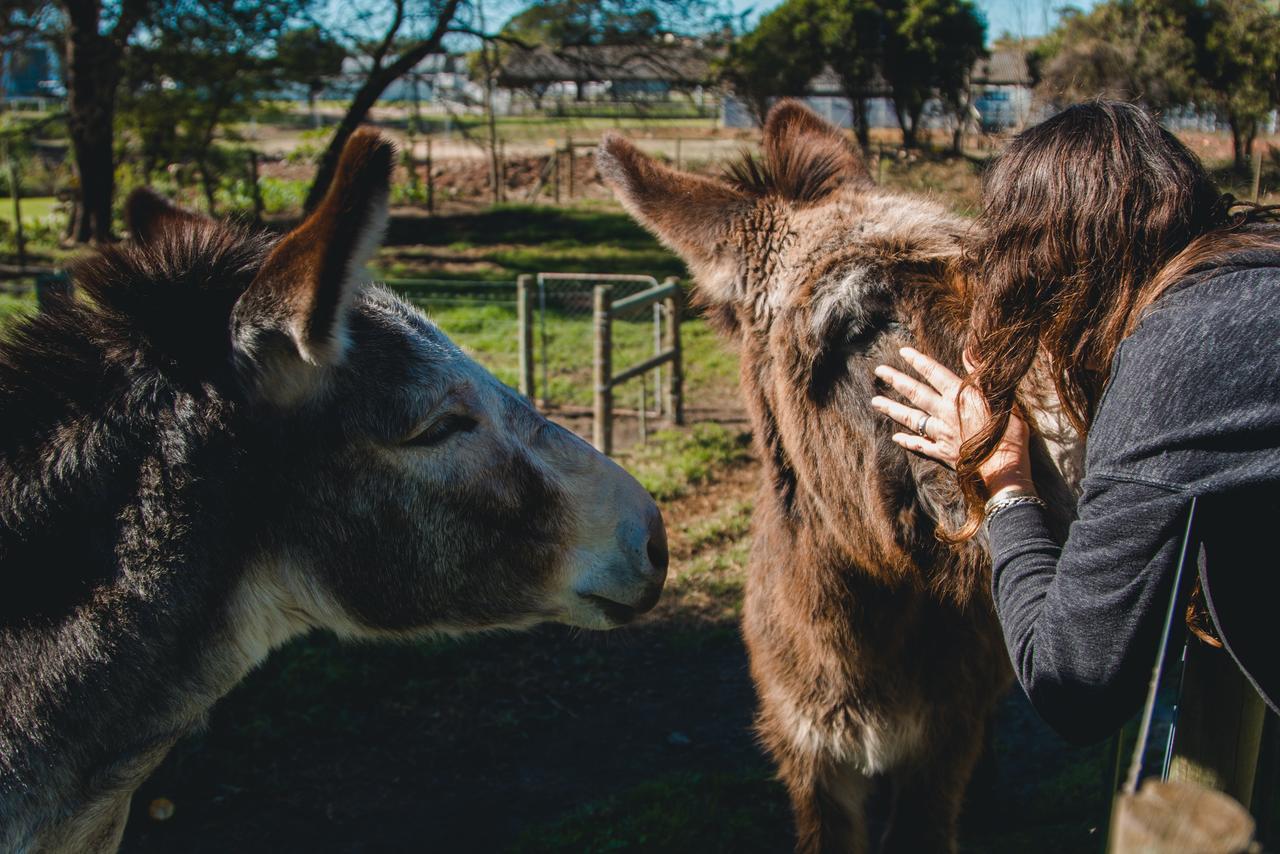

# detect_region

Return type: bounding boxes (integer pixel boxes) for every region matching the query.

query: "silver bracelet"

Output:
[984,493,1047,524]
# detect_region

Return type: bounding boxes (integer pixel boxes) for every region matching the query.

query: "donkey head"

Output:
[120,131,667,638]
[599,102,978,579]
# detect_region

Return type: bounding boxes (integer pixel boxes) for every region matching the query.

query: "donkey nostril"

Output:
[646,510,669,575]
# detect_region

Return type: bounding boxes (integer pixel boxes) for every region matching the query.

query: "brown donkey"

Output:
[1,132,666,853]
[599,102,1071,853]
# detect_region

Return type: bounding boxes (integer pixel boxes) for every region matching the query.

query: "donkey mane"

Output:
[724,146,850,204]
[0,220,273,625]
[724,100,873,203]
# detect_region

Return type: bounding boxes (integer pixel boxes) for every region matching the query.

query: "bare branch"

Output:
[369,0,406,73]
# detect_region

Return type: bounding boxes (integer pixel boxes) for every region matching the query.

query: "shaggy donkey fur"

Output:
[1,131,667,852]
[600,102,1072,853]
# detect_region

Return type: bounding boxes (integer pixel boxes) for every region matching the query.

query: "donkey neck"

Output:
[0,435,321,852]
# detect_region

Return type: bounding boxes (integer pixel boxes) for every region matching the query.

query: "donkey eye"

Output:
[405,413,477,447]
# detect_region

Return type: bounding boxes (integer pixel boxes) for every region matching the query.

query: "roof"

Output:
[498,44,716,86]
[971,48,1030,85]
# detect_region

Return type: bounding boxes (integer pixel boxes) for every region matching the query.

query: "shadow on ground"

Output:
[120,608,1110,853]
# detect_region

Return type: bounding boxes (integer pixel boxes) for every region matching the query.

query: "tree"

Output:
[720,0,826,124]
[818,0,883,148]
[1192,0,1280,171]
[58,0,150,242]
[301,0,462,211]
[722,0,985,150]
[1033,0,1280,172]
[881,0,986,149]
[118,0,297,214]
[1030,0,1197,109]
[275,26,348,128]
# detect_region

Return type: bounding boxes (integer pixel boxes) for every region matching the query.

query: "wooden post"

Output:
[247,149,263,225]
[593,284,613,454]
[876,143,884,184]
[553,148,561,204]
[1167,641,1268,809]
[637,372,647,445]
[1251,147,1263,203]
[653,301,664,417]
[517,274,535,401]
[425,135,435,215]
[498,138,506,204]
[663,277,684,425]
[4,141,26,271]
[566,136,575,200]
[1109,779,1256,854]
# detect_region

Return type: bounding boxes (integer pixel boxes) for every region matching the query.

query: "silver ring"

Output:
[915,413,930,437]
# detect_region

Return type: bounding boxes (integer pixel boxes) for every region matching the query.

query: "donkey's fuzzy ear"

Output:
[759,99,872,195]
[125,187,212,244]
[597,132,748,281]
[232,128,392,399]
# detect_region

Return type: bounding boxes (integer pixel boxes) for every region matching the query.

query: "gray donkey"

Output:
[0,131,667,853]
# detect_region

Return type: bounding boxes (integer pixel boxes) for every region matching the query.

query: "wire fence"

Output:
[387,279,523,388]
[387,275,679,451]
[530,273,672,418]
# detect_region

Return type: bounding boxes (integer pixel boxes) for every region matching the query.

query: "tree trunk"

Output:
[1229,116,1256,174]
[63,10,121,243]
[894,98,920,149]
[852,97,869,150]
[304,84,383,211]
[196,160,217,216]
[302,0,461,211]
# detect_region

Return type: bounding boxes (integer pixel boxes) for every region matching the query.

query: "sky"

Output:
[728,0,1101,43]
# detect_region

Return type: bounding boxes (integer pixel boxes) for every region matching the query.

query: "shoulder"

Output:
[1087,260,1280,488]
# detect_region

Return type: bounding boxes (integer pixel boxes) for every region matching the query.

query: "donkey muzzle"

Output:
[569,503,668,627]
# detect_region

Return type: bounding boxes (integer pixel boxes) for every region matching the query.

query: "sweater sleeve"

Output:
[987,478,1190,745]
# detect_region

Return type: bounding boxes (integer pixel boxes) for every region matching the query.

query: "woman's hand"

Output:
[870,347,1036,499]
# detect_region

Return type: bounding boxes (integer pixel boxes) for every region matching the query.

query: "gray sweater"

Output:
[988,245,1280,745]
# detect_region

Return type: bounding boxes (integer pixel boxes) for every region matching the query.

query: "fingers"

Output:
[874,364,944,412]
[870,395,932,435]
[890,432,952,467]
[899,347,962,394]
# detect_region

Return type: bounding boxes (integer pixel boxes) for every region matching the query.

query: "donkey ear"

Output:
[232,128,393,401]
[762,99,872,190]
[125,187,212,243]
[597,132,748,281]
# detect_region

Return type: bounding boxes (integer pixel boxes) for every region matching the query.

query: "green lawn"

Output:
[0,195,59,226]
[0,291,35,326]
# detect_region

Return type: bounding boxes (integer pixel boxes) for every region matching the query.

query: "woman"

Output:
[869,101,1280,744]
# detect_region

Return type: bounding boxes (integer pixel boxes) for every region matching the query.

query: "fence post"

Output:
[566,136,575,201]
[663,277,684,425]
[553,148,561,204]
[1167,641,1267,808]
[593,284,613,454]
[517,274,535,401]
[425,136,435,215]
[653,301,664,417]
[4,141,26,271]
[247,148,263,225]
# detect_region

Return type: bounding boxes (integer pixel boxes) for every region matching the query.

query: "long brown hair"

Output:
[956,101,1280,537]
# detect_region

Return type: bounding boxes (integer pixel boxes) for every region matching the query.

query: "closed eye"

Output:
[404,413,477,447]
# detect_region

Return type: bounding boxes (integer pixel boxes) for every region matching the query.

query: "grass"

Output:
[509,770,792,854]
[381,204,741,412]
[0,195,59,226]
[0,291,35,327]
[681,500,753,554]
[622,424,752,502]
